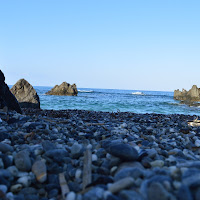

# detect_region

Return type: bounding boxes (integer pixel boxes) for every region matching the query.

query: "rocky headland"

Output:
[174,85,200,106]
[10,79,40,109]
[46,82,78,96]
[0,108,199,200]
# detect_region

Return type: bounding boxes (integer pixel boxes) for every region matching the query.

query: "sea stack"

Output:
[10,79,40,109]
[46,82,78,96]
[0,70,22,113]
[174,85,200,104]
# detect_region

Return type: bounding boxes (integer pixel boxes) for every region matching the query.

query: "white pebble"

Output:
[123,138,128,143]
[150,160,164,168]
[103,191,112,199]
[17,176,31,187]
[92,154,98,161]
[110,166,118,175]
[106,153,112,159]
[75,169,82,179]
[195,139,200,147]
[66,191,76,200]
[87,144,92,149]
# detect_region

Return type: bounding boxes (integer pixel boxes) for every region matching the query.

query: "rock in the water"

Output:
[174,85,200,105]
[32,160,47,183]
[106,143,138,161]
[46,82,78,96]
[0,70,22,113]
[10,79,40,109]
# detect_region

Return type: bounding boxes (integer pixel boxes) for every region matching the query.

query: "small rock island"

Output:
[174,85,200,106]
[10,79,40,109]
[46,82,78,96]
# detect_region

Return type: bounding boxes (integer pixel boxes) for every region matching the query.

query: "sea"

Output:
[31,86,200,116]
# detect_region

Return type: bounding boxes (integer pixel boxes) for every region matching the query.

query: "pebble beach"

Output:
[0,108,199,200]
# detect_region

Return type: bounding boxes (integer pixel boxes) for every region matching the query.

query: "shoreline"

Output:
[0,108,199,199]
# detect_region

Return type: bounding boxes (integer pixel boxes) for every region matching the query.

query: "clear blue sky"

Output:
[0,0,199,91]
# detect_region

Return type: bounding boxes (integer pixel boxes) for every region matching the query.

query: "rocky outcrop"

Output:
[174,85,200,106]
[0,70,22,113]
[46,82,78,96]
[10,79,40,109]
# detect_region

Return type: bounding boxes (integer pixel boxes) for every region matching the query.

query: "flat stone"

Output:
[14,151,32,172]
[83,187,104,200]
[119,190,144,200]
[114,167,144,181]
[108,177,134,193]
[147,182,175,200]
[45,149,69,163]
[0,143,13,153]
[10,184,22,193]
[32,160,47,183]
[106,143,138,161]
[150,160,164,168]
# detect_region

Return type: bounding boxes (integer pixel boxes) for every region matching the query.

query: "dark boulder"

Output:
[46,82,78,96]
[10,79,40,109]
[0,70,22,113]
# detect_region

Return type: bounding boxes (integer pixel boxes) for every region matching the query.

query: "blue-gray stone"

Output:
[24,194,39,200]
[83,187,104,200]
[177,185,193,200]
[107,143,138,161]
[71,143,84,159]
[0,143,13,153]
[147,182,175,200]
[48,189,59,198]
[45,149,69,163]
[119,190,144,200]
[114,167,144,181]
[14,151,31,172]
[42,140,56,151]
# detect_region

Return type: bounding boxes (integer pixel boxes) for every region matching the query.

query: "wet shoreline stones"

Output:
[0,108,199,199]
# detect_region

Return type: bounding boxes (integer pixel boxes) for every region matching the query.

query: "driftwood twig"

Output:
[82,148,92,190]
[59,173,70,199]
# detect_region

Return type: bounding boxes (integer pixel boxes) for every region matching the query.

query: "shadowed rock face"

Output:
[10,79,40,109]
[174,85,200,106]
[0,70,22,113]
[46,82,78,96]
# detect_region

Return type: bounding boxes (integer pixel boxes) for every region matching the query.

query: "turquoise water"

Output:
[33,86,200,115]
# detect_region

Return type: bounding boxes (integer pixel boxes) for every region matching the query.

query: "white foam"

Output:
[78,90,93,93]
[132,92,144,95]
